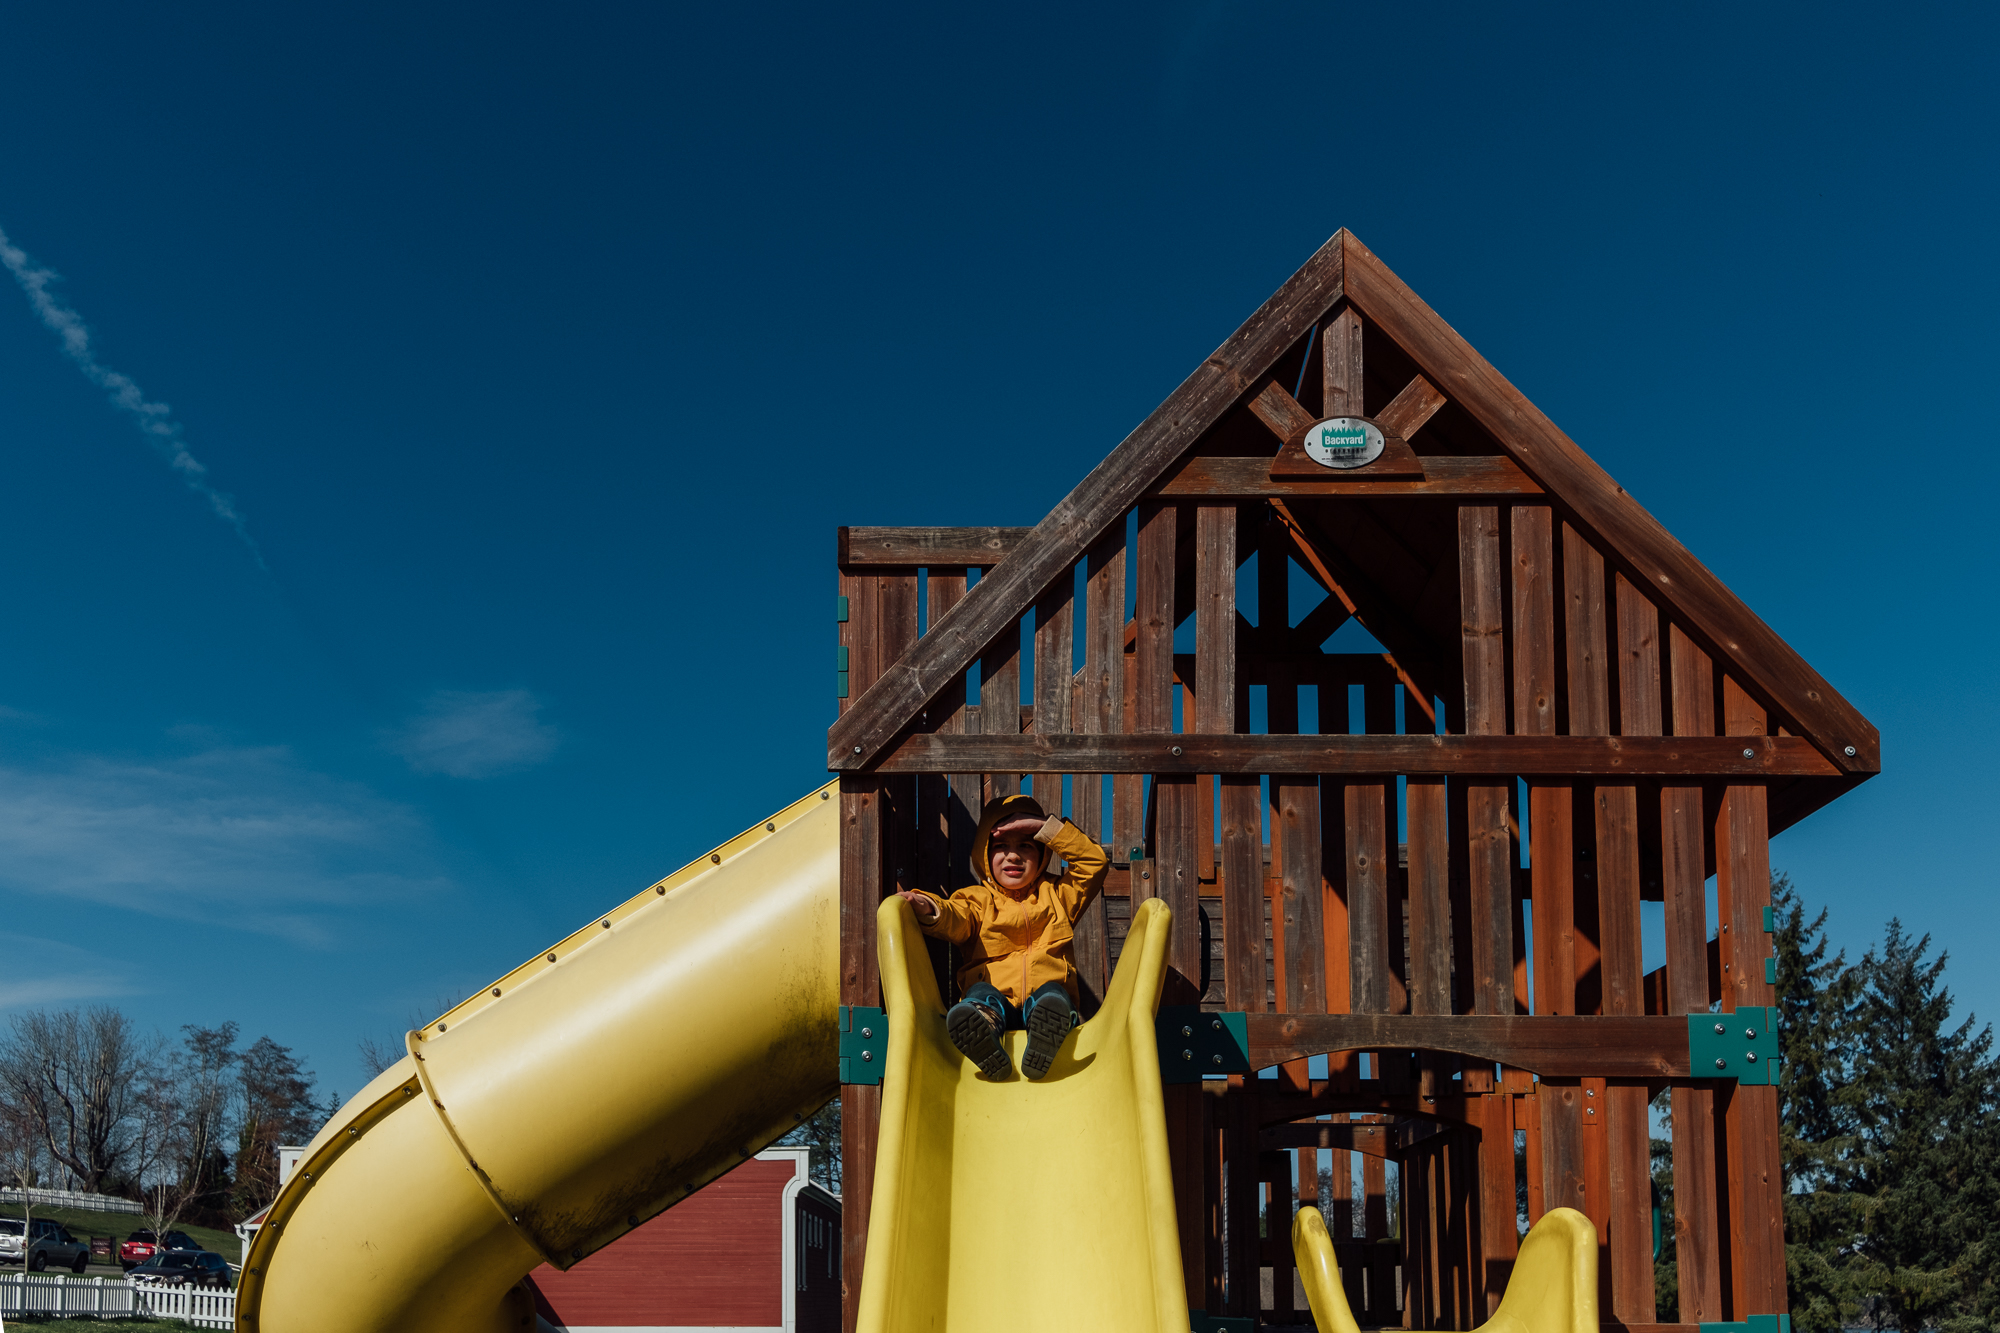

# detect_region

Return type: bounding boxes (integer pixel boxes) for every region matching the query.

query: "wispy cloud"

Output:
[0,745,449,945]
[387,690,560,779]
[0,935,137,1009]
[0,222,261,563]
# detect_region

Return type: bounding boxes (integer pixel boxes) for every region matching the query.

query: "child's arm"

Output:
[1035,816,1109,921]
[895,888,978,943]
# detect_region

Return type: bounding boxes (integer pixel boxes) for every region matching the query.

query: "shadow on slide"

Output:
[1293,1203,1599,1333]
[855,893,1189,1333]
[237,784,843,1333]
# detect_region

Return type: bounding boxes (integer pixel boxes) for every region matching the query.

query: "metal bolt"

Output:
[1742,747,1755,758]
[1586,1088,1595,1097]
[628,1215,639,1227]
[1715,1057,1727,1069]
[602,920,611,928]
[1213,1055,1222,1065]
[492,988,502,997]
[1170,745,1184,757]
[1746,1052,1758,1063]
[1141,870,1150,879]
[1212,1019,1224,1031]
[861,1051,872,1061]
[1844,745,1856,757]
[711,853,722,865]
[438,1022,447,1031]
[548,953,558,962]
[1182,1049,1194,1061]
[1714,1023,1726,1034]
[767,823,777,832]
[853,746,862,754]
[656,885,665,894]
[821,791,830,799]
[861,1027,873,1038]
[1745,1028,1758,1039]
[1182,1025,1193,1037]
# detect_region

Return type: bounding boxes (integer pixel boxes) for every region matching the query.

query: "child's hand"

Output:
[895,889,939,924]
[993,815,1047,840]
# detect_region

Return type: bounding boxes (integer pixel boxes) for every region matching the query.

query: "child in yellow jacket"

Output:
[895,792,1108,1080]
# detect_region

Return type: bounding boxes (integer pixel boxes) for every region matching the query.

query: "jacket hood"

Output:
[969,793,1048,896]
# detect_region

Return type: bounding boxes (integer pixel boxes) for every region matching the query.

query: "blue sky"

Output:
[0,2,1994,1097]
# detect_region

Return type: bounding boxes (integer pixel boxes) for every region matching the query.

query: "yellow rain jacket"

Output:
[914,793,1110,1007]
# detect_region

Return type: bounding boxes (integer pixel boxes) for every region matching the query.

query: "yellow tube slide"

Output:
[856,894,1188,1333]
[237,783,843,1333]
[1292,1204,1598,1333]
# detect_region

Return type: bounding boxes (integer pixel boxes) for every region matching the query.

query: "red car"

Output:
[118,1229,196,1271]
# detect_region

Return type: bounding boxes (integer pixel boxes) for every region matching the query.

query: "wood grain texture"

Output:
[839,526,1029,567]
[1193,507,1236,735]
[1155,453,1542,498]
[1513,507,1557,738]
[1564,525,1610,738]
[1325,305,1365,417]
[1407,777,1452,1016]
[1377,374,1448,439]
[870,732,1838,775]
[1135,502,1176,738]
[830,233,1348,770]
[1460,506,1507,735]
[1245,1013,1697,1076]
[1531,786,1576,1015]
[1609,1082,1656,1321]
[1031,571,1074,816]
[1339,232,1875,774]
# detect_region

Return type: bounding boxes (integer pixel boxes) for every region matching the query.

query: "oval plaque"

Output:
[1302,417,1384,470]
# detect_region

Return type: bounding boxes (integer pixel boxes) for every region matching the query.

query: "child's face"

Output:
[988,832,1045,892]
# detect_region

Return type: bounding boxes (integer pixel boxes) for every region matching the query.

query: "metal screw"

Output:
[767,823,777,832]
[548,953,558,962]
[861,1051,872,1061]
[1213,1054,1223,1065]
[1141,870,1150,879]
[1170,745,1184,757]
[1715,1058,1727,1069]
[492,988,502,997]
[821,791,830,799]
[1746,1052,1758,1063]
[1182,1049,1194,1061]
[1745,1028,1757,1039]
[1586,1088,1595,1097]
[1212,1019,1224,1031]
[438,1022,447,1031]
[656,886,666,894]
[1714,1023,1726,1034]
[853,746,862,754]
[861,1027,873,1038]
[711,854,722,865]
[1844,745,1856,756]
[1182,1025,1193,1037]
[628,1215,639,1227]
[1742,747,1755,758]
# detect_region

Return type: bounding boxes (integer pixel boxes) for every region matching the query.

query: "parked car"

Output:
[118,1228,197,1271]
[128,1247,233,1288]
[0,1217,92,1272]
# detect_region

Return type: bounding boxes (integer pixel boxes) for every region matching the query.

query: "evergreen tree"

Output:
[1774,874,1865,1333]
[1845,922,2000,1333]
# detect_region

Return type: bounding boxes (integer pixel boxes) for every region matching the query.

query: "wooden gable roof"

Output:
[827,230,1877,793]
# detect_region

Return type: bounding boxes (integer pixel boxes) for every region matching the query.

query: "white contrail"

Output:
[0,222,261,563]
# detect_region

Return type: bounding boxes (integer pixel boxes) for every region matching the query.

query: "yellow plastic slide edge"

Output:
[1291,1204,1598,1333]
[419,780,839,1039]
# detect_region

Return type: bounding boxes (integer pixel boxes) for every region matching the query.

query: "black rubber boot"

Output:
[1020,990,1074,1080]
[946,1001,1011,1079]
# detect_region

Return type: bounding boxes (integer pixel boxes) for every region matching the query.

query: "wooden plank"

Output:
[1248,377,1319,441]
[1340,233,1876,774]
[1530,786,1576,1016]
[1663,625,1721,1322]
[1541,1080,1586,1223]
[1278,776,1324,1015]
[1194,507,1237,735]
[978,608,1021,801]
[839,526,1030,567]
[1324,305,1365,415]
[1221,775,1264,1012]
[1072,540,1123,1005]
[1376,373,1448,440]
[1617,574,1664,737]
[1155,453,1543,498]
[1464,503,1515,1029]
[1718,677,1786,1317]
[831,233,1348,771]
[1407,778,1451,1017]
[1245,1013,1696,1076]
[1565,525,1610,738]
[1346,778,1392,1016]
[1135,502,1176,738]
[872,732,1839,776]
[1226,1084,1259,1317]
[1031,570,1075,816]
[1476,1092,1518,1315]
[1609,1082,1656,1322]
[1513,507,1557,738]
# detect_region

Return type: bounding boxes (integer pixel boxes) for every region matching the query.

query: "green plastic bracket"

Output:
[840,1005,885,1085]
[1688,1006,1779,1085]
[836,645,851,698]
[837,672,849,699]
[1702,1314,1791,1333]
[1190,1310,1255,1333]
[1766,956,1778,984]
[836,595,850,623]
[1159,1007,1249,1083]
[836,645,850,670]
[1761,904,1775,931]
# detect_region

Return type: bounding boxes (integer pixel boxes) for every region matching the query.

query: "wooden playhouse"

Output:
[827,230,1876,1331]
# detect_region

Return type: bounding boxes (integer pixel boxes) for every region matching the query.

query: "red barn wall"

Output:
[533,1156,796,1329]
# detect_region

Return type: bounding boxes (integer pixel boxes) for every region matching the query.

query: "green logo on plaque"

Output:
[1303,417,1385,470]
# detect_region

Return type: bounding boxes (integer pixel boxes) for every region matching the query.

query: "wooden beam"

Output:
[1154,453,1541,499]
[1340,232,1876,775]
[1262,1119,1446,1157]
[1376,374,1448,439]
[868,733,1841,776]
[830,233,1349,770]
[1245,1014,1693,1077]
[838,526,1029,567]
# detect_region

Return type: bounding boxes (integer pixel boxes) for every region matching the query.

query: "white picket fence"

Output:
[0,1185,143,1214]
[0,1271,235,1327]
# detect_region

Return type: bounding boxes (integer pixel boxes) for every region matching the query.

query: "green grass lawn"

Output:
[0,1203,240,1263]
[0,1312,189,1320]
